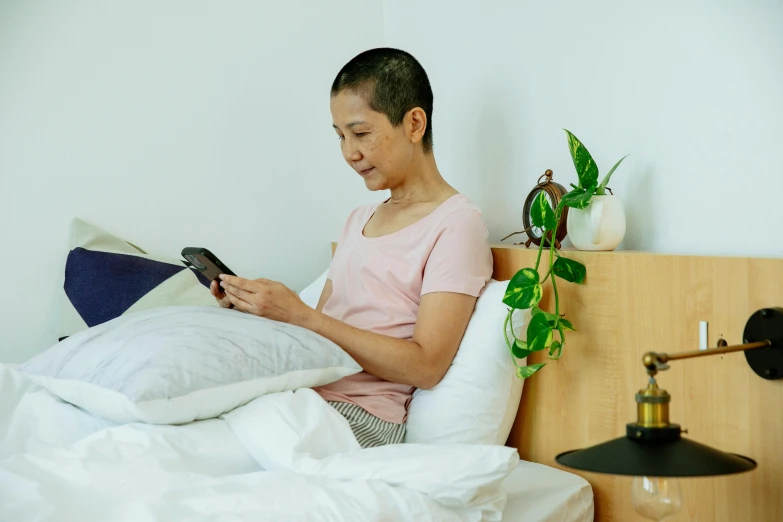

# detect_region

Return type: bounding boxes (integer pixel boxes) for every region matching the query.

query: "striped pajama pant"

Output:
[327,401,406,448]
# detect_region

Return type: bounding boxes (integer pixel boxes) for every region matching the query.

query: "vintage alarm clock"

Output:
[502,169,569,248]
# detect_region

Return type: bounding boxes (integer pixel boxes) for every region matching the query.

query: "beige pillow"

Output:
[57,218,216,341]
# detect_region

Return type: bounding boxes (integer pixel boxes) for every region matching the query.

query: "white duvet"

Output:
[0,364,520,521]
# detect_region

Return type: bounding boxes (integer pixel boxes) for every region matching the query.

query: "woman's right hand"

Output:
[210,280,233,308]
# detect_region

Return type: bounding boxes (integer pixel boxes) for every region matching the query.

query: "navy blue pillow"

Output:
[60,248,213,339]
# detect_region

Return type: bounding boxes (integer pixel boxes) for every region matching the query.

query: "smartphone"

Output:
[181,248,236,285]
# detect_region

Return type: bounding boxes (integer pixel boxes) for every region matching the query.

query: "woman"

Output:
[212,48,493,448]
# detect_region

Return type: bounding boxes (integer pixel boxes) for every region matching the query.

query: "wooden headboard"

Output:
[493,245,783,522]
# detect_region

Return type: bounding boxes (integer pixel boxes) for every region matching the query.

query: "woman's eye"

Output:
[355,132,368,138]
[337,135,345,141]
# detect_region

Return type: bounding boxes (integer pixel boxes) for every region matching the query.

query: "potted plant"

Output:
[503,130,628,378]
[564,131,629,251]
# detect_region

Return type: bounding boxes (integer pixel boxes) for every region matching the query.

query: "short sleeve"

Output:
[421,208,493,297]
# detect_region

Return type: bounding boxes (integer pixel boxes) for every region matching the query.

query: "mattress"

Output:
[501,460,594,521]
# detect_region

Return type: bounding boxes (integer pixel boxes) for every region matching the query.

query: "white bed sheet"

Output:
[0,362,592,521]
[501,460,594,521]
[1,363,520,521]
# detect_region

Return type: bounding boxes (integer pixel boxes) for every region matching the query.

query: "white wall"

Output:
[3,1,782,362]
[0,1,383,362]
[383,0,783,255]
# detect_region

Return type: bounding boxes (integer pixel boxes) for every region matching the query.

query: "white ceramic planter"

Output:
[566,195,626,251]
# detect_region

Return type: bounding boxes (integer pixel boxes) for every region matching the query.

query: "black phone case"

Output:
[181,247,236,282]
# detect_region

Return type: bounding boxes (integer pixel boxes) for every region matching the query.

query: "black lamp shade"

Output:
[556,431,757,477]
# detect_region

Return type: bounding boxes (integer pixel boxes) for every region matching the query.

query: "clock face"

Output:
[527,189,556,240]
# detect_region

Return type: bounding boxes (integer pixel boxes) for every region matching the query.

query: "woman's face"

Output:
[330,90,418,191]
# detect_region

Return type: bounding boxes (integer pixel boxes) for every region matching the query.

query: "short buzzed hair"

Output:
[331,48,434,152]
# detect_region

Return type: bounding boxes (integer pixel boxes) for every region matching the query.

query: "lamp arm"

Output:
[643,340,772,377]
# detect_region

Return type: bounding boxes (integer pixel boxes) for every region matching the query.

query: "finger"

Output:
[219,274,241,286]
[219,279,235,294]
[226,292,252,312]
[220,280,243,296]
[227,285,256,302]
[220,275,255,292]
[210,280,224,298]
[218,286,228,299]
[222,279,261,296]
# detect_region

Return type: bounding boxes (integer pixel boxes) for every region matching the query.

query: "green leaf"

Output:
[530,331,554,354]
[527,313,553,352]
[530,192,546,228]
[545,203,558,231]
[558,318,575,331]
[513,339,532,359]
[516,363,546,379]
[552,257,587,284]
[564,129,599,190]
[548,340,563,359]
[532,306,558,322]
[531,191,557,231]
[596,155,628,195]
[527,312,549,339]
[503,268,543,309]
[536,306,576,332]
[560,187,595,210]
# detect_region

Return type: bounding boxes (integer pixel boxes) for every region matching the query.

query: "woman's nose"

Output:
[342,140,362,162]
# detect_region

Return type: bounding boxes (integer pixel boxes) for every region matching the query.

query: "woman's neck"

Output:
[387,154,456,206]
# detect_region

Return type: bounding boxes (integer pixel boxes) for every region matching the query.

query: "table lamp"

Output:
[556,307,782,521]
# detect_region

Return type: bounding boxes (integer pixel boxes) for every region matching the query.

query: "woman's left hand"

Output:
[219,274,312,326]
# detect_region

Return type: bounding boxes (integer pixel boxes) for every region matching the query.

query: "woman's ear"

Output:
[405,107,428,146]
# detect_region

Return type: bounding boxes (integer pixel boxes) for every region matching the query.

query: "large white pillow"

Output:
[299,272,525,446]
[20,306,361,425]
[406,280,525,445]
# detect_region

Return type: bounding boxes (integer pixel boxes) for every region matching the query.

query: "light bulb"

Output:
[631,476,682,521]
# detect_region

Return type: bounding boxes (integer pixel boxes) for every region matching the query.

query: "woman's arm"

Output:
[305,291,476,389]
[219,275,475,390]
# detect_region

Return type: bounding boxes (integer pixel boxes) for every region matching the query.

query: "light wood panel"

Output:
[493,245,783,522]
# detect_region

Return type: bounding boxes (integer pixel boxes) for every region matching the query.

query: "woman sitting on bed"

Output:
[212,48,492,448]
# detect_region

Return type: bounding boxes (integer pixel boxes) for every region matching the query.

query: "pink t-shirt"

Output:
[314,194,493,424]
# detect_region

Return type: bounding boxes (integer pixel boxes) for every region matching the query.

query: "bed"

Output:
[0,358,593,522]
[7,226,774,520]
[0,231,595,521]
[501,461,592,520]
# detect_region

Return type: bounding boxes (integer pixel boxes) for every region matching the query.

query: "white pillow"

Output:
[405,280,525,445]
[299,269,329,309]
[298,270,525,446]
[19,306,361,425]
